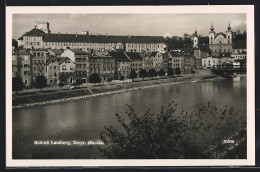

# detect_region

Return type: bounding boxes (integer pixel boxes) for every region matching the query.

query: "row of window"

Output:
[128,44,162,48]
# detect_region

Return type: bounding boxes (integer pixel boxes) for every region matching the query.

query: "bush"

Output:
[99,101,246,159]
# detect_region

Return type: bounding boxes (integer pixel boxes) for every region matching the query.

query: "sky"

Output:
[12,13,246,39]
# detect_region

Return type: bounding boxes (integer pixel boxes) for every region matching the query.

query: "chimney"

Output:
[76,33,78,37]
[66,33,68,36]
[97,33,98,37]
[129,35,130,39]
[106,33,108,37]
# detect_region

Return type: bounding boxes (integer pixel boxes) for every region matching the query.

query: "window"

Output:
[54,66,56,69]
[62,65,66,70]
[50,66,52,69]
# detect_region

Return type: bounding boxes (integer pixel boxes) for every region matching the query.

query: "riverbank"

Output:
[12,74,222,110]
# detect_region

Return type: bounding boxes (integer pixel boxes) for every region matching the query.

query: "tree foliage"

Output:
[99,102,246,159]
[158,69,166,78]
[165,36,193,51]
[148,69,157,79]
[175,67,181,75]
[12,76,23,94]
[167,68,174,77]
[35,75,47,92]
[129,70,137,81]
[139,69,147,80]
[89,73,101,85]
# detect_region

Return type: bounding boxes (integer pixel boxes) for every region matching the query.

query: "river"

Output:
[12,76,247,159]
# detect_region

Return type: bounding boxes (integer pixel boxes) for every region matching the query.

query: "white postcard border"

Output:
[6,5,255,167]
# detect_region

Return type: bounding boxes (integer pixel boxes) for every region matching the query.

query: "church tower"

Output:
[193,27,199,48]
[226,21,232,44]
[209,22,215,45]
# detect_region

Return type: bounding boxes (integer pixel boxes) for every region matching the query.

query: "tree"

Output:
[168,68,174,77]
[139,69,147,80]
[35,75,47,92]
[12,77,23,95]
[148,69,157,79]
[158,69,166,78]
[119,75,125,81]
[59,74,68,85]
[89,73,101,85]
[99,102,246,159]
[58,81,65,89]
[129,70,137,82]
[12,39,18,50]
[75,78,84,86]
[175,67,181,75]
[107,77,113,84]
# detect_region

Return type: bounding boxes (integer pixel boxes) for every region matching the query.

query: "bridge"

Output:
[211,65,247,78]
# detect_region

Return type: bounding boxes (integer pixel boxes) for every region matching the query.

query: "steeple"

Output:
[195,27,197,35]
[227,21,231,30]
[210,22,214,31]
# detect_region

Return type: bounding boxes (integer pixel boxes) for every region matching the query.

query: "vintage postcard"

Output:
[6,5,255,167]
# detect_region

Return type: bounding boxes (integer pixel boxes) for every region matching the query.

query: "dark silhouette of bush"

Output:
[99,101,246,159]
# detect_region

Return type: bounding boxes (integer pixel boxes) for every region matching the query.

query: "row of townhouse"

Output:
[13,47,201,88]
[168,50,195,74]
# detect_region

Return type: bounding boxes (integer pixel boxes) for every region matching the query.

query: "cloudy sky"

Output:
[12,13,246,39]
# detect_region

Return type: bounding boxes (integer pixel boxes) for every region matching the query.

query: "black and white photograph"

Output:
[6,5,255,166]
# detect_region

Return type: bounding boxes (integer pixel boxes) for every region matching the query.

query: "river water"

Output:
[12,76,247,159]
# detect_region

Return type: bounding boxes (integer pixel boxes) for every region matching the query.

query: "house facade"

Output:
[60,49,88,83]
[12,52,33,87]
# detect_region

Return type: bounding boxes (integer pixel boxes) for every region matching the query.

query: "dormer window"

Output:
[219,41,221,44]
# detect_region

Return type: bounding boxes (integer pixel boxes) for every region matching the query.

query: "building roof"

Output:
[18,29,166,44]
[233,40,246,49]
[57,57,72,64]
[69,49,87,55]
[125,52,143,60]
[161,53,169,59]
[148,52,158,57]
[215,32,226,38]
[18,28,46,40]
[109,52,130,62]
[48,49,64,56]
[41,34,166,43]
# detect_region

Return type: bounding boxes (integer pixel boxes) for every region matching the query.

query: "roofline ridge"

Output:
[123,51,131,61]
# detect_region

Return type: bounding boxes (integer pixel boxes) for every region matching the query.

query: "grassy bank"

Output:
[12,74,218,109]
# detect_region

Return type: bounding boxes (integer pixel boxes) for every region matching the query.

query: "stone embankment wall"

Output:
[13,74,217,109]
